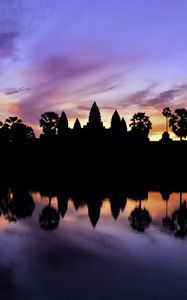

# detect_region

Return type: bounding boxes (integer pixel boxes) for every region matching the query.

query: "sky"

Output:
[0,0,187,139]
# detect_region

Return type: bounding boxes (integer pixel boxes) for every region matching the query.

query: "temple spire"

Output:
[58,111,68,135]
[86,102,103,129]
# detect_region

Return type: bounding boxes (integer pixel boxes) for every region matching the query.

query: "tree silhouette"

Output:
[4,116,22,128]
[40,112,59,136]
[130,112,152,136]
[162,107,171,132]
[58,111,69,135]
[39,197,60,230]
[169,108,187,140]
[86,102,103,129]
[12,123,35,141]
[1,117,35,142]
[2,116,22,141]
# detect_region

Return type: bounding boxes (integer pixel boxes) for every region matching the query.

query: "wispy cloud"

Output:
[18,51,143,124]
[145,84,187,107]
[3,86,31,95]
[109,83,187,111]
[18,55,112,121]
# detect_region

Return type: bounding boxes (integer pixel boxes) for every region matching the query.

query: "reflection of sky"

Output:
[0,192,187,299]
[0,1,187,140]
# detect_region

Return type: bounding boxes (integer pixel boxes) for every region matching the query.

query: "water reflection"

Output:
[39,201,60,230]
[0,186,187,238]
[0,186,35,223]
[162,192,187,238]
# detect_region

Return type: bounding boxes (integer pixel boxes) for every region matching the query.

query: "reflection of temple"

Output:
[110,193,127,220]
[57,194,68,218]
[2,186,187,238]
[87,193,103,228]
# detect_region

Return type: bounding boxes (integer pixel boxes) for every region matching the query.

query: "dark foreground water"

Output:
[0,191,187,300]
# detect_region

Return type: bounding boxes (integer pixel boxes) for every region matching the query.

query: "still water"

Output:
[0,189,187,300]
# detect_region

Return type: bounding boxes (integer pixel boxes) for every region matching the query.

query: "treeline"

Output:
[0,102,187,143]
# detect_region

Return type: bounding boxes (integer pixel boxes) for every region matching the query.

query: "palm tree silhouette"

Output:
[162,107,171,132]
[169,108,187,141]
[130,112,152,136]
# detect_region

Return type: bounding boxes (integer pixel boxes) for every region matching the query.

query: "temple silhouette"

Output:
[0,102,186,193]
[1,101,187,143]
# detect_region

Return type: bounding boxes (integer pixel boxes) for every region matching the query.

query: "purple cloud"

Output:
[3,87,31,95]
[110,84,187,111]
[146,84,187,107]
[18,54,131,123]
[0,31,20,60]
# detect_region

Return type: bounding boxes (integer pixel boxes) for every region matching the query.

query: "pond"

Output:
[0,188,187,300]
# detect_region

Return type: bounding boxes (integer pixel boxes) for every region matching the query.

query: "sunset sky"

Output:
[0,0,187,139]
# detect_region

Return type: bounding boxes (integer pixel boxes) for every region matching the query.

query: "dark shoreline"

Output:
[0,139,186,193]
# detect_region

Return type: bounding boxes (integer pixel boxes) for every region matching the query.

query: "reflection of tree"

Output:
[0,188,16,222]
[39,197,60,230]
[10,189,35,219]
[0,187,35,222]
[129,199,152,232]
[161,190,171,227]
[170,192,187,238]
